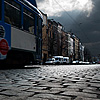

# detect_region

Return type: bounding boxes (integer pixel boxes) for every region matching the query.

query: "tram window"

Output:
[4,0,21,28]
[23,8,35,34]
[5,0,20,9]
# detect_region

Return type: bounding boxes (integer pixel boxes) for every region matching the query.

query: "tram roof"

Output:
[18,0,43,19]
[27,0,37,7]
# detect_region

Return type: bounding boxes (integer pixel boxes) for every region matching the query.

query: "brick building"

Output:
[61,30,68,57]
[42,13,48,64]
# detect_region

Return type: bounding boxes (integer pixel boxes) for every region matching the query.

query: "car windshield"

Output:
[64,59,67,61]
[47,58,54,61]
[55,58,59,60]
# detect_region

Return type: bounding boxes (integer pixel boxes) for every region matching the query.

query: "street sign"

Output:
[0,39,9,55]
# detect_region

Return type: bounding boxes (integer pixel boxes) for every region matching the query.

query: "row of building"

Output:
[41,13,84,64]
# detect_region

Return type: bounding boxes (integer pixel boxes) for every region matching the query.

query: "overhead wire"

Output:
[53,0,100,56]
[53,0,91,43]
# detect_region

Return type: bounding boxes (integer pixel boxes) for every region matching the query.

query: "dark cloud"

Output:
[73,0,100,56]
[36,0,100,56]
[36,0,44,3]
[53,0,100,56]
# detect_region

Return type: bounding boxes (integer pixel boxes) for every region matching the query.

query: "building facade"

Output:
[74,36,79,60]
[52,20,59,56]
[42,13,48,64]
[61,30,68,57]
[41,18,84,63]
[47,19,54,57]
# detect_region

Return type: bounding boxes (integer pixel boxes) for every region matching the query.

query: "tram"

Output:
[0,0,42,66]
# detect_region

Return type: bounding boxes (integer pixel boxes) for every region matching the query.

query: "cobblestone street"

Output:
[0,64,100,100]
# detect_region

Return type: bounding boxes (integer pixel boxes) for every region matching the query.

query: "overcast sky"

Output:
[36,0,100,56]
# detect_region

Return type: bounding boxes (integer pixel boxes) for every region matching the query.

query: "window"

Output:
[5,0,20,9]
[0,0,1,20]
[4,0,21,28]
[55,58,58,60]
[23,8,35,34]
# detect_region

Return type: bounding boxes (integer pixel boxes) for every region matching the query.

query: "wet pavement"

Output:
[0,64,100,100]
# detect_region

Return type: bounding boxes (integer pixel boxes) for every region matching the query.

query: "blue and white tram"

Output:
[0,0,42,66]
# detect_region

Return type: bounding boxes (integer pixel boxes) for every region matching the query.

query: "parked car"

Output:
[79,61,83,64]
[97,61,100,64]
[84,61,90,64]
[72,60,79,64]
[78,61,88,65]
[63,57,69,64]
[92,62,96,64]
[45,58,56,65]
[53,56,63,64]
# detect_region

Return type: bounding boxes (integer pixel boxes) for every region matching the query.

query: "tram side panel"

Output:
[8,27,37,65]
[11,27,36,52]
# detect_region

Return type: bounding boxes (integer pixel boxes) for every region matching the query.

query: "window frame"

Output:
[23,8,35,34]
[4,0,21,28]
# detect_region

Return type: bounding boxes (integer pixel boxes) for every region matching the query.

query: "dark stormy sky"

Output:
[36,0,100,56]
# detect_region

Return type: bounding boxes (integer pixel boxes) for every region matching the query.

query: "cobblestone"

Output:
[0,65,100,100]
